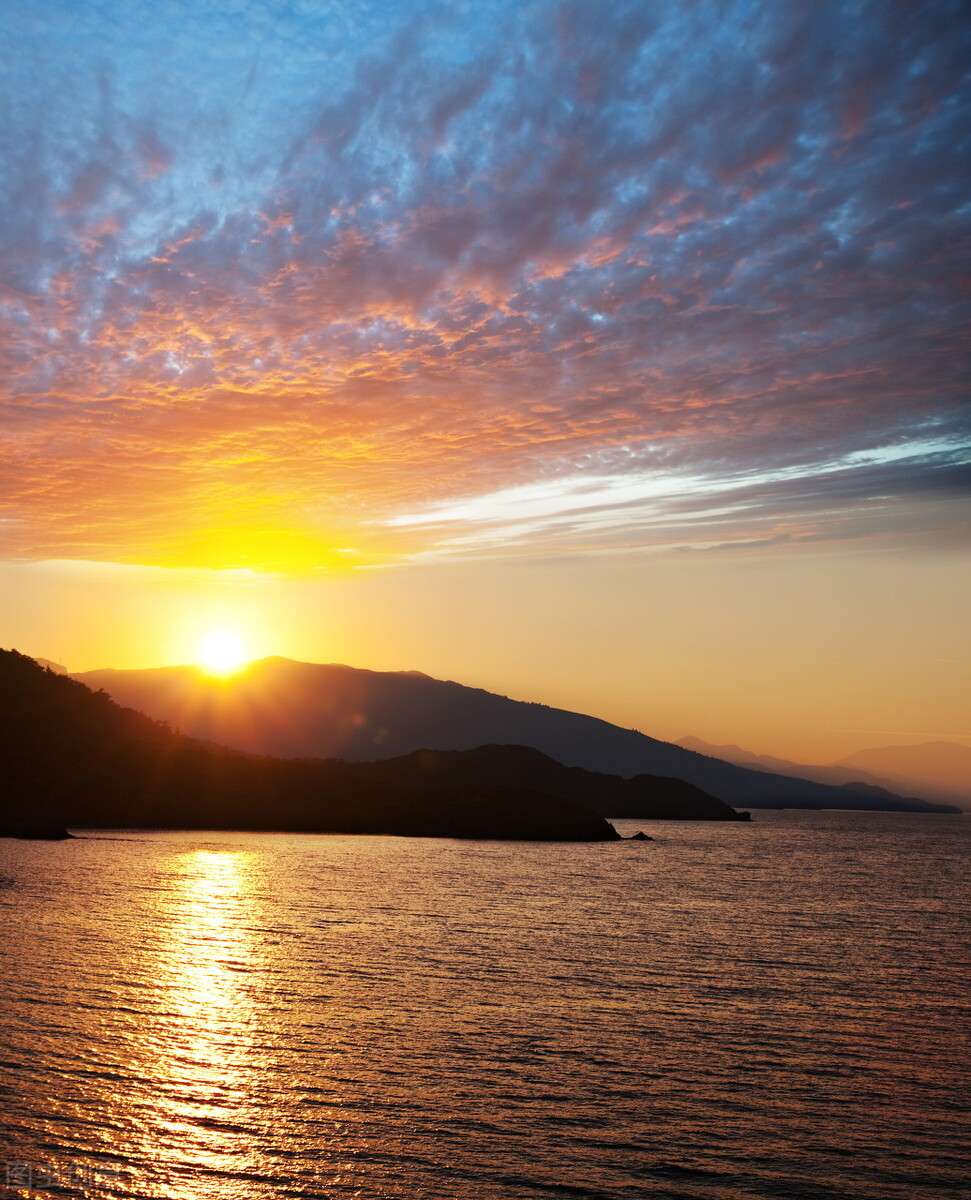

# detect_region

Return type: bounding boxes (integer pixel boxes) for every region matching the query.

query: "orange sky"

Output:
[1,542,968,765]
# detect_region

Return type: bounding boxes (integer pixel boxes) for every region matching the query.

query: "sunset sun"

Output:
[198,630,247,676]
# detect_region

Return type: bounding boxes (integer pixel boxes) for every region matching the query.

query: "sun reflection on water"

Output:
[139,849,271,1199]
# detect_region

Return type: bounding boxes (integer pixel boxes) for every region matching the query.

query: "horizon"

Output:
[1,0,969,768]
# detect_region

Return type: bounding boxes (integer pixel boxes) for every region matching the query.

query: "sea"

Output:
[0,810,967,1200]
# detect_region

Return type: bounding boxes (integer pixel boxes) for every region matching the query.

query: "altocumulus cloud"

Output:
[0,0,968,568]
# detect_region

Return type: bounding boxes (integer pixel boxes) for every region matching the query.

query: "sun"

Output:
[197,630,248,676]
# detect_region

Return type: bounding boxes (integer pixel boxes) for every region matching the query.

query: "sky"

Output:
[1,0,969,763]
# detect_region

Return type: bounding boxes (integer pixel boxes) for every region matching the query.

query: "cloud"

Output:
[0,0,968,568]
[384,438,971,556]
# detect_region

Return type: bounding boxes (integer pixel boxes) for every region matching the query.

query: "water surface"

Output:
[1,811,967,1198]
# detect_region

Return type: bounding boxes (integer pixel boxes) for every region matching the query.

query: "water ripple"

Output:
[0,812,967,1199]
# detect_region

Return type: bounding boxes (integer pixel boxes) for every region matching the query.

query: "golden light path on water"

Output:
[133,850,267,1199]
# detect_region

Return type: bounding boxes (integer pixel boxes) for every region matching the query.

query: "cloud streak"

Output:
[1,0,968,569]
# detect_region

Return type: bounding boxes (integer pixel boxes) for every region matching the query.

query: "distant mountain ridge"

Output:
[678,736,970,809]
[74,657,959,813]
[835,742,971,807]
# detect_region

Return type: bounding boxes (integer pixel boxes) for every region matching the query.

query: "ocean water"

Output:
[0,811,967,1200]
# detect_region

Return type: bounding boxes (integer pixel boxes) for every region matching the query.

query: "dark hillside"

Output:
[339,744,747,821]
[0,650,618,841]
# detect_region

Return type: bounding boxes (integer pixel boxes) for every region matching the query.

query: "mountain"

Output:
[833,742,971,808]
[0,650,619,841]
[679,735,969,810]
[74,657,959,812]
[677,735,900,789]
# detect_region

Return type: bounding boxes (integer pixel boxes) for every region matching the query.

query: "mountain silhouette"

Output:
[31,656,67,674]
[335,744,747,821]
[0,650,620,841]
[74,657,958,812]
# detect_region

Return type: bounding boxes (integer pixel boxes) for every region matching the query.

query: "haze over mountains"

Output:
[75,656,959,813]
[678,737,971,810]
[836,743,970,808]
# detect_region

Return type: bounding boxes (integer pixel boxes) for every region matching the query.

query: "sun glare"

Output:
[198,630,247,676]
